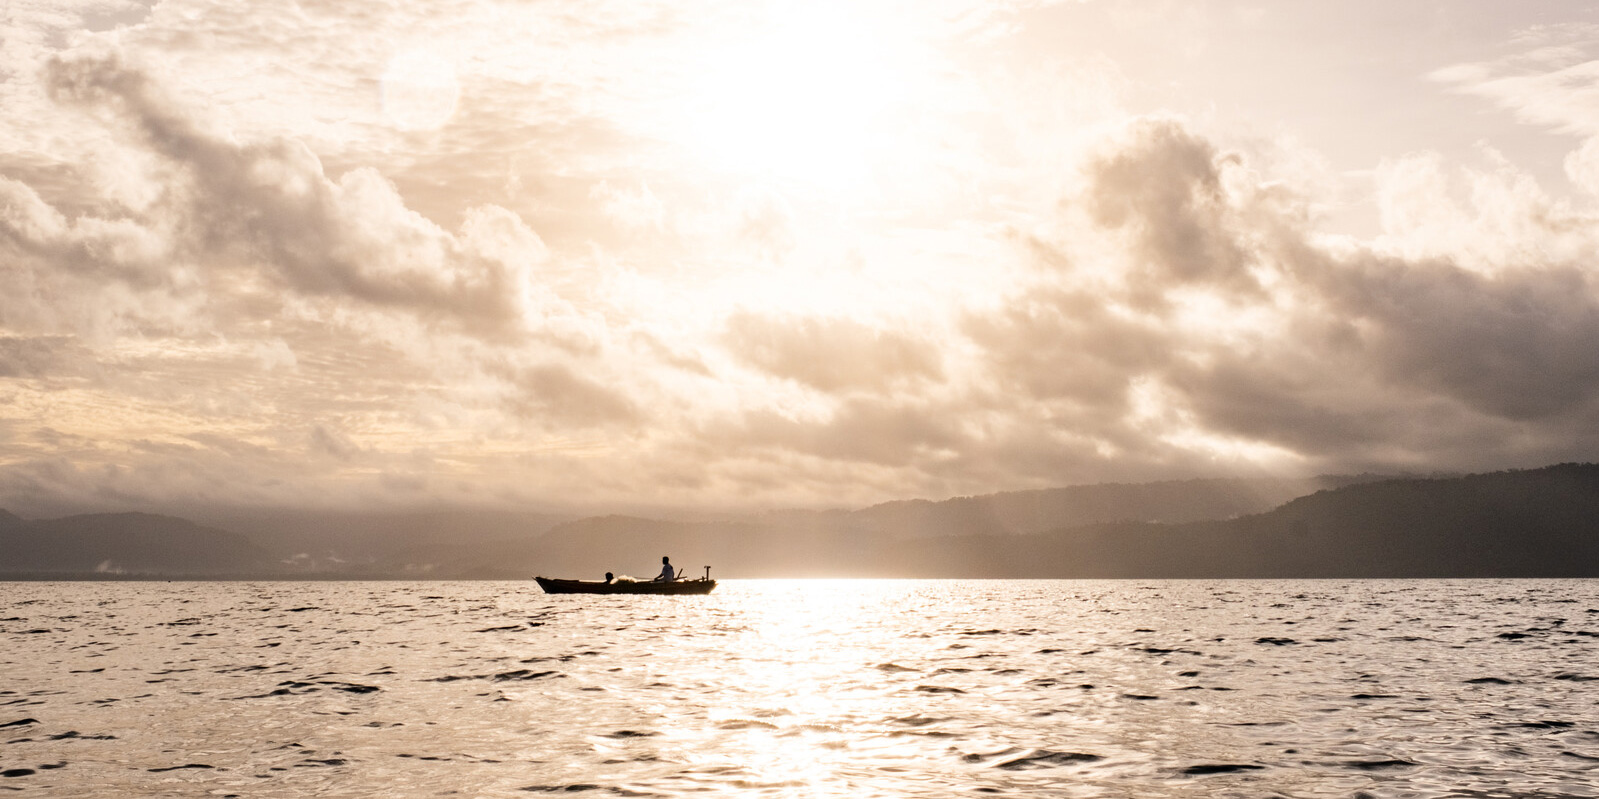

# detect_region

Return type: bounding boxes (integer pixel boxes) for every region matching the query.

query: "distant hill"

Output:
[468,465,1599,579]
[888,463,1599,578]
[184,475,1371,578]
[8,466,1594,579]
[481,514,878,579]
[195,508,571,573]
[452,475,1384,578]
[808,475,1384,539]
[0,512,272,575]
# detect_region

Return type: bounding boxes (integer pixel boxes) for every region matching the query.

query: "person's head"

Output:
[605,572,614,581]
[662,555,670,564]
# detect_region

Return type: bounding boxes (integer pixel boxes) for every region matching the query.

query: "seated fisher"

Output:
[653,556,679,582]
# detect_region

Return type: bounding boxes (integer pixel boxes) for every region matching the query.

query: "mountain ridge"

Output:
[3,466,1593,578]
[0,511,271,575]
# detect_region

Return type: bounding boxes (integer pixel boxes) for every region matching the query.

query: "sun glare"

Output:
[382,49,461,132]
[677,6,925,188]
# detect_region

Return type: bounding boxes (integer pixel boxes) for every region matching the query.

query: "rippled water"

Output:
[2,579,1597,797]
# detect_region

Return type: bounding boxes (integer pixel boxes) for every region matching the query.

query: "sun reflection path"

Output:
[671,580,961,795]
[509,579,1139,796]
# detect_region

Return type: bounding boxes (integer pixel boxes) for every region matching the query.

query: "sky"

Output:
[5,0,1599,516]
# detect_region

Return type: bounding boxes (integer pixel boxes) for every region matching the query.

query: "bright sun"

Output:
[678,5,924,187]
[381,48,461,131]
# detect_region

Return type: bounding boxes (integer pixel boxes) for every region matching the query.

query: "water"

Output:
[2,579,1596,798]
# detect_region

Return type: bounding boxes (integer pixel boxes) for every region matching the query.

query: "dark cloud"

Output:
[10,11,1599,517]
[1303,249,1599,421]
[961,287,1169,411]
[506,363,641,428]
[714,397,963,468]
[1083,117,1257,304]
[968,115,1599,478]
[0,335,91,379]
[0,172,172,292]
[309,424,365,461]
[0,155,101,217]
[38,52,539,335]
[633,331,712,377]
[723,311,944,393]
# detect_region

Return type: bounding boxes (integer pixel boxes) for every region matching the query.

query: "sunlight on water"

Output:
[700,581,936,796]
[2,579,1597,798]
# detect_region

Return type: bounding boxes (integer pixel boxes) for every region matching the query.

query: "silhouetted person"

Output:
[653,556,678,582]
[604,572,615,584]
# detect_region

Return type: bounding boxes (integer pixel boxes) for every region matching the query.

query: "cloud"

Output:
[723,311,944,393]
[1306,250,1599,421]
[0,173,171,289]
[965,113,1599,478]
[1566,136,1599,195]
[962,287,1170,411]
[632,331,712,377]
[35,51,550,337]
[1431,40,1599,137]
[0,43,648,511]
[1432,30,1599,198]
[733,187,795,259]
[713,397,963,468]
[1082,118,1258,303]
[0,335,93,379]
[591,179,664,231]
[504,363,642,429]
[309,424,366,461]
[10,5,1599,515]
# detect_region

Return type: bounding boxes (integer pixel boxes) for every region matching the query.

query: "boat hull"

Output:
[534,576,717,595]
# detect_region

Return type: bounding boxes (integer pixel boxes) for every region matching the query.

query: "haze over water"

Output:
[3,579,1597,797]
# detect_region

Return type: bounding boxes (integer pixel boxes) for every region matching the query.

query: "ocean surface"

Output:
[1,579,1596,798]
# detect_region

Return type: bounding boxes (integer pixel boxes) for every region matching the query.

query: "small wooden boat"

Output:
[534,576,717,595]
